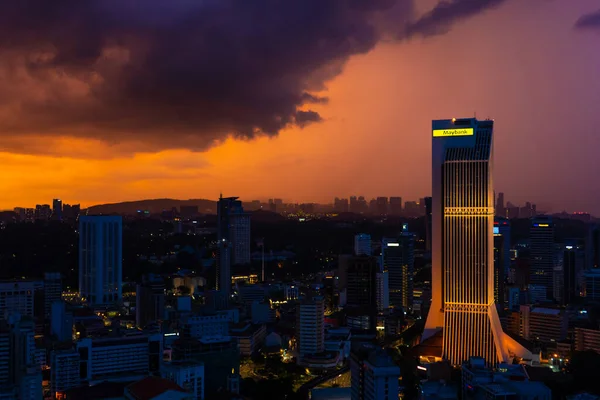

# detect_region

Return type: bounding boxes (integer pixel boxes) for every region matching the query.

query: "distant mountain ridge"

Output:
[85,198,217,215]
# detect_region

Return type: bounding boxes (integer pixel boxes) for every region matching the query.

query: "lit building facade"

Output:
[297,295,325,358]
[78,215,123,306]
[381,234,414,311]
[424,118,507,366]
[529,216,555,300]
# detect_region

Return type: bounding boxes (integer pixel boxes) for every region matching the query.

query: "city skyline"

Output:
[0,1,599,213]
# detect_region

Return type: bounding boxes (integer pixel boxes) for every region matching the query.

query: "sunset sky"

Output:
[1,0,600,213]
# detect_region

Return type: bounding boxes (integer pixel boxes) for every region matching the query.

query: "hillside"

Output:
[86,198,217,215]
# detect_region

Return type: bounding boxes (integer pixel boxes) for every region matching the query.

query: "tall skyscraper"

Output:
[43,272,62,319]
[529,216,555,300]
[52,199,62,221]
[217,195,250,299]
[354,234,372,256]
[389,197,402,215]
[136,274,165,329]
[296,294,324,360]
[424,118,507,366]
[586,224,600,270]
[79,215,123,306]
[382,233,414,311]
[424,197,432,252]
[496,192,505,217]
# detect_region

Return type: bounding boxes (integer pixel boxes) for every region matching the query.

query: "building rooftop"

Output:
[60,381,133,400]
[125,377,187,400]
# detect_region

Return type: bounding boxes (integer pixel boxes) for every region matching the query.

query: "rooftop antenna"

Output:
[474,111,477,119]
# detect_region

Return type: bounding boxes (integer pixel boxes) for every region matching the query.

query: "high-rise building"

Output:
[350,343,400,400]
[217,196,250,300]
[493,234,506,307]
[136,273,165,329]
[296,294,325,359]
[217,195,251,265]
[77,333,162,383]
[376,197,389,215]
[0,281,36,317]
[494,218,511,280]
[376,271,390,312]
[354,234,372,256]
[586,224,600,270]
[79,215,123,306]
[424,197,432,252]
[529,216,555,300]
[382,233,414,311]
[162,361,205,400]
[559,244,578,306]
[389,197,402,215]
[51,301,73,342]
[496,192,505,217]
[52,199,63,221]
[43,272,62,319]
[584,269,600,300]
[50,349,81,397]
[344,255,378,329]
[424,118,507,366]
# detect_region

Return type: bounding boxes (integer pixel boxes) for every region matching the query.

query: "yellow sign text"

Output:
[432,128,474,137]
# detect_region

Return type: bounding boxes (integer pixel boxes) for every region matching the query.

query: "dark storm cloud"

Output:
[0,0,507,152]
[405,0,508,38]
[575,9,600,30]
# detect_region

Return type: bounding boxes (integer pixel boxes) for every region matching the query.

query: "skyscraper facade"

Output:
[424,118,506,366]
[354,234,372,256]
[78,215,123,306]
[529,216,555,300]
[217,196,250,299]
[382,233,414,311]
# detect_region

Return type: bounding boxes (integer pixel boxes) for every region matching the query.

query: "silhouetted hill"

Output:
[86,198,217,215]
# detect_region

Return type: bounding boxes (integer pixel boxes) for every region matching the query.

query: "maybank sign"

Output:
[432,128,474,137]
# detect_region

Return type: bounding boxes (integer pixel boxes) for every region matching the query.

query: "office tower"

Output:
[79,215,123,306]
[52,199,63,220]
[0,281,36,317]
[496,192,505,217]
[493,234,506,307]
[345,256,378,329]
[424,118,506,366]
[136,274,165,329]
[350,343,400,400]
[389,197,402,215]
[35,204,51,220]
[376,271,390,312]
[162,361,205,400]
[382,233,414,311]
[376,197,389,215]
[529,216,555,300]
[586,224,600,270]
[77,333,163,383]
[334,197,349,213]
[0,315,37,394]
[584,269,600,300]
[424,197,432,252]
[557,244,578,306]
[519,306,567,343]
[50,349,81,397]
[494,218,511,280]
[218,195,250,265]
[43,272,62,319]
[354,234,372,256]
[297,294,325,359]
[171,338,239,397]
[217,196,250,300]
[51,301,73,342]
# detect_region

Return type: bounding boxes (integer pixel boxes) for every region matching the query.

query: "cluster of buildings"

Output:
[13,199,80,222]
